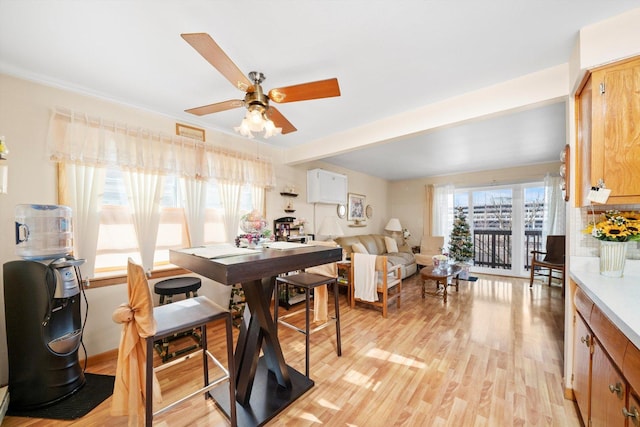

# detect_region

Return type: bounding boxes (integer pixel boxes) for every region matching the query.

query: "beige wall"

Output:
[0,73,389,384]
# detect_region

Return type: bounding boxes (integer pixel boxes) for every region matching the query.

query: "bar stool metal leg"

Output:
[305,287,311,377]
[333,281,342,356]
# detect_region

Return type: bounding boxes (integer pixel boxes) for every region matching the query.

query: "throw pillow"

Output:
[384,236,398,253]
[352,242,369,254]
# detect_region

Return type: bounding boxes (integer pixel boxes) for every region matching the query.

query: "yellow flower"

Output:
[585,210,640,242]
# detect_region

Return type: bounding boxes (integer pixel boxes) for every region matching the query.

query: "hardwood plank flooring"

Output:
[2,274,581,426]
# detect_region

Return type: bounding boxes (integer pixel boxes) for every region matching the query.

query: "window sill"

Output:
[86,266,190,288]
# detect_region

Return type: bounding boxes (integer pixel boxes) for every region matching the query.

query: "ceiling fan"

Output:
[181,33,341,138]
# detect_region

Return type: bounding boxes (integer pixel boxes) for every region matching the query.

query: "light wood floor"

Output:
[3,274,581,426]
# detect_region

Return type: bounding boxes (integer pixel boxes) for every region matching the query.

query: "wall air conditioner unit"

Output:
[307,169,347,204]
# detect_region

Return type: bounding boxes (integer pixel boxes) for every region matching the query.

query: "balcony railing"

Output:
[472,229,542,270]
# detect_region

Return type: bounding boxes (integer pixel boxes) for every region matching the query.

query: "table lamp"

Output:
[318,216,344,240]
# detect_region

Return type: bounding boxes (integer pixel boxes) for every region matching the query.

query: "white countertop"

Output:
[570,256,640,350]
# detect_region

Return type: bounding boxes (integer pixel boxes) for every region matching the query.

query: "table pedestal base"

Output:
[210,357,313,427]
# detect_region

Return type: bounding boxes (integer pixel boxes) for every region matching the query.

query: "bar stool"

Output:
[153,277,202,362]
[112,260,237,427]
[274,272,342,378]
[154,276,202,304]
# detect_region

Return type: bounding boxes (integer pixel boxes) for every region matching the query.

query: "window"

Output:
[48,107,276,279]
[94,167,254,277]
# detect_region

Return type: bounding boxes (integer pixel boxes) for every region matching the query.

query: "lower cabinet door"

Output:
[624,392,640,427]
[574,313,592,424]
[591,339,626,427]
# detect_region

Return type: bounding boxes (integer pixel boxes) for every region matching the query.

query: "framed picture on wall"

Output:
[347,193,366,221]
[176,123,205,141]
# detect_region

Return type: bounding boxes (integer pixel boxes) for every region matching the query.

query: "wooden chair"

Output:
[112,259,237,426]
[529,235,566,289]
[351,254,402,317]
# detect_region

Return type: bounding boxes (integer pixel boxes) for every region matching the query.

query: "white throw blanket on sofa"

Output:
[353,253,378,302]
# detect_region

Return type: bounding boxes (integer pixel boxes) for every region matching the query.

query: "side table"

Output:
[419,264,462,303]
[337,261,352,305]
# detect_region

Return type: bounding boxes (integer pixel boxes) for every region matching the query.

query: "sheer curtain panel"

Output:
[57,163,105,278]
[218,180,242,243]
[542,174,566,241]
[123,171,164,273]
[433,184,455,249]
[181,177,207,247]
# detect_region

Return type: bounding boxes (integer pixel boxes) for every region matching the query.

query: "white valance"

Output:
[47,107,276,188]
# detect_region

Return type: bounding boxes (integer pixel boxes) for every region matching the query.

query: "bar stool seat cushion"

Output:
[154,277,201,297]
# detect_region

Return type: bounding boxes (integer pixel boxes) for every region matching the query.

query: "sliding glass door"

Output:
[454,182,544,277]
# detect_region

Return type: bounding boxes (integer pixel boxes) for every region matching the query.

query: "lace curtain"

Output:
[47,107,277,186]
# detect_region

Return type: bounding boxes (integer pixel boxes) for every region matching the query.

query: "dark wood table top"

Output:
[170,245,343,285]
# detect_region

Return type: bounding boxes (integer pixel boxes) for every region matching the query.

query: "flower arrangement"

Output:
[237,210,272,247]
[240,210,267,233]
[584,210,640,242]
[432,254,448,269]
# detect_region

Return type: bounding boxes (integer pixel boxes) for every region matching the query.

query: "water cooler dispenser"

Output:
[3,204,86,410]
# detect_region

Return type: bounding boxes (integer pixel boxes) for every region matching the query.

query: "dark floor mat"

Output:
[6,373,114,420]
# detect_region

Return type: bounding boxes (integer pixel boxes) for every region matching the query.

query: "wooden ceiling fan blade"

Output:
[185,99,244,116]
[181,33,252,91]
[266,107,297,134]
[268,78,340,103]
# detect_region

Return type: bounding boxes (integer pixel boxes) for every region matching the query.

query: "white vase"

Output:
[599,241,628,278]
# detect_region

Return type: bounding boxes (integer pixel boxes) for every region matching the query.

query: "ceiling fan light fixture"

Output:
[234,117,254,139]
[234,109,282,139]
[263,119,282,139]
[248,109,263,126]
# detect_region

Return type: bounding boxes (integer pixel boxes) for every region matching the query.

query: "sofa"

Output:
[334,234,417,279]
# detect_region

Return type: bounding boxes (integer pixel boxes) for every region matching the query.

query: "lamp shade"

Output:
[385,218,402,232]
[318,216,344,237]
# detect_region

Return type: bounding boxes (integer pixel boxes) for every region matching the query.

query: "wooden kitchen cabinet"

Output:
[574,312,592,424]
[626,392,640,427]
[572,284,640,426]
[576,56,640,206]
[591,338,626,427]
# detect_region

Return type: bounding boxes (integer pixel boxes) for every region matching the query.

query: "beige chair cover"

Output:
[306,240,339,322]
[111,259,162,426]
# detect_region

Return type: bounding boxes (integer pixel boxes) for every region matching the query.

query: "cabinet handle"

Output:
[580,335,591,347]
[623,406,639,426]
[608,382,623,399]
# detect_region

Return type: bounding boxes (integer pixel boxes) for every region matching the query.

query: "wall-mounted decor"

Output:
[365,205,373,219]
[560,144,569,202]
[337,204,346,218]
[347,193,366,221]
[176,123,205,141]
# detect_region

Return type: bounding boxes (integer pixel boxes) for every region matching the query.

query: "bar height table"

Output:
[170,245,342,427]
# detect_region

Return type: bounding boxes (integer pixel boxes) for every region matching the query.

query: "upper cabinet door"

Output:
[577,56,640,206]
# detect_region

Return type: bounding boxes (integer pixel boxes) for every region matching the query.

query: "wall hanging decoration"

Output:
[347,193,366,222]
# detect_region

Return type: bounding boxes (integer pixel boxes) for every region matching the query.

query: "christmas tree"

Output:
[449,206,473,262]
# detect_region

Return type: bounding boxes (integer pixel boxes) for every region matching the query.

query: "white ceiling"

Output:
[1,1,637,180]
